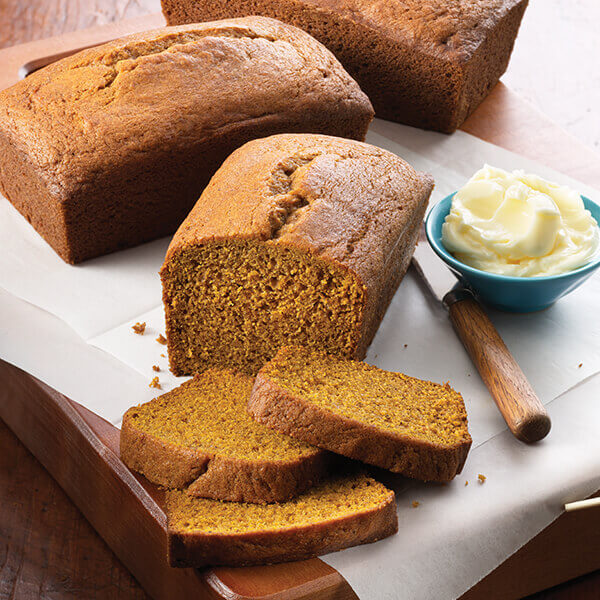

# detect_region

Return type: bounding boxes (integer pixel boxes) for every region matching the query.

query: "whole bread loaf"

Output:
[162,0,528,132]
[0,17,373,263]
[160,133,434,376]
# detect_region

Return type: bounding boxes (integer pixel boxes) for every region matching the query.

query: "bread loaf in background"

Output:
[161,133,434,376]
[0,17,373,263]
[162,0,528,133]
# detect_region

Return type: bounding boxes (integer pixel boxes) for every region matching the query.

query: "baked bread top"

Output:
[0,17,372,198]
[163,133,433,301]
[294,0,524,60]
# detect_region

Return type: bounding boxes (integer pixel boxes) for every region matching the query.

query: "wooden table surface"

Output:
[0,1,598,599]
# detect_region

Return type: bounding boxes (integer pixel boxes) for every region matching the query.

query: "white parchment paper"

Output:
[1,121,599,599]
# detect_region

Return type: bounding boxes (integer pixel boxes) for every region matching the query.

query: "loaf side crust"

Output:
[248,372,472,481]
[456,0,529,128]
[354,173,428,358]
[121,406,331,504]
[0,131,73,260]
[167,487,397,567]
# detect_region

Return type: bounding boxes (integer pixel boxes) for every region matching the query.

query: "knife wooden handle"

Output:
[444,290,551,443]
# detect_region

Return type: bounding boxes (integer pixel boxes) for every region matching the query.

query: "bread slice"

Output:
[120,369,330,504]
[166,471,397,567]
[248,347,472,481]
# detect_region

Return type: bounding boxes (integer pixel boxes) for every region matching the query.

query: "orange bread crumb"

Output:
[160,134,432,376]
[132,322,146,335]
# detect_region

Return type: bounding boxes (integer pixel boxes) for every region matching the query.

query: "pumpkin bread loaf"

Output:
[166,471,397,567]
[162,0,528,133]
[121,369,330,504]
[0,17,373,263]
[160,133,434,376]
[249,346,472,481]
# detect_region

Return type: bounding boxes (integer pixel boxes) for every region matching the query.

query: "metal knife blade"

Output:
[411,224,462,306]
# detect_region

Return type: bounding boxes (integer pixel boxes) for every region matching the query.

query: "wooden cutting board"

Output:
[0,14,599,600]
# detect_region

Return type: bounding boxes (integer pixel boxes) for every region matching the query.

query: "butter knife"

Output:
[412,225,551,443]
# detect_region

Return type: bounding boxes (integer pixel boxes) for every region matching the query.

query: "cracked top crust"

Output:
[297,0,525,60]
[0,17,372,197]
[164,133,434,296]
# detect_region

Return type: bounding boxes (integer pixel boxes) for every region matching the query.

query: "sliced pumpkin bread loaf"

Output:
[121,369,330,504]
[166,471,397,567]
[248,347,472,482]
[160,133,433,376]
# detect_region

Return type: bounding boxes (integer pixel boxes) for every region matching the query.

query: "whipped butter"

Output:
[441,165,600,277]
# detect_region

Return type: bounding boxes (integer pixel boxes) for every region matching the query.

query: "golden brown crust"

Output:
[121,410,211,489]
[0,17,373,263]
[163,0,528,132]
[161,133,433,374]
[167,488,397,567]
[248,364,472,482]
[186,451,332,503]
[120,404,331,504]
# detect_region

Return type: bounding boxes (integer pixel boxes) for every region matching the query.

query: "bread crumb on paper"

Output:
[578,363,583,368]
[149,376,161,389]
[132,322,146,335]
[465,480,469,486]
[411,501,420,508]
[478,474,486,484]
[156,334,167,345]
[152,365,160,372]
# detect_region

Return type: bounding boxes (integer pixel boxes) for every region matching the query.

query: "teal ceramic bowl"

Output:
[425,193,600,312]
